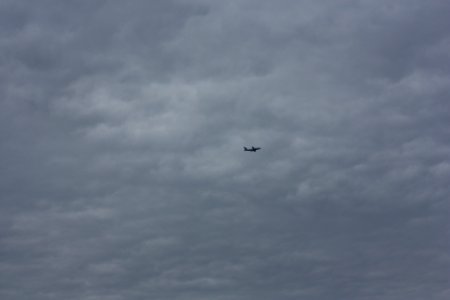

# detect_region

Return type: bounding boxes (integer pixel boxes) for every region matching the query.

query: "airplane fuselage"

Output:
[244,146,261,152]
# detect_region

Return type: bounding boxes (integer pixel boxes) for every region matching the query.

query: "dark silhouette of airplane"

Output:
[244,146,261,152]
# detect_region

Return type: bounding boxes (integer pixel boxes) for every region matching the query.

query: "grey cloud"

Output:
[1,1,449,299]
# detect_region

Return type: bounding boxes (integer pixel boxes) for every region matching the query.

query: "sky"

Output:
[1,0,449,299]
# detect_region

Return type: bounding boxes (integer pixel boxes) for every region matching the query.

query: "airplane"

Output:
[244,146,261,152]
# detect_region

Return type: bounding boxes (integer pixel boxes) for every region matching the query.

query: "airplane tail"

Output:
[244,147,249,151]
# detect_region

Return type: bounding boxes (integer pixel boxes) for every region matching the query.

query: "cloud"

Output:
[1,1,449,299]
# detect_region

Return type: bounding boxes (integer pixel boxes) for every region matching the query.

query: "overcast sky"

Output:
[1,1,450,299]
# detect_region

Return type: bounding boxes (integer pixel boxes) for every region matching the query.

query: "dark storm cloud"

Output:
[1,1,449,299]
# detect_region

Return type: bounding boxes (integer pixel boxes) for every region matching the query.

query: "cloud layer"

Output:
[1,1,449,299]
